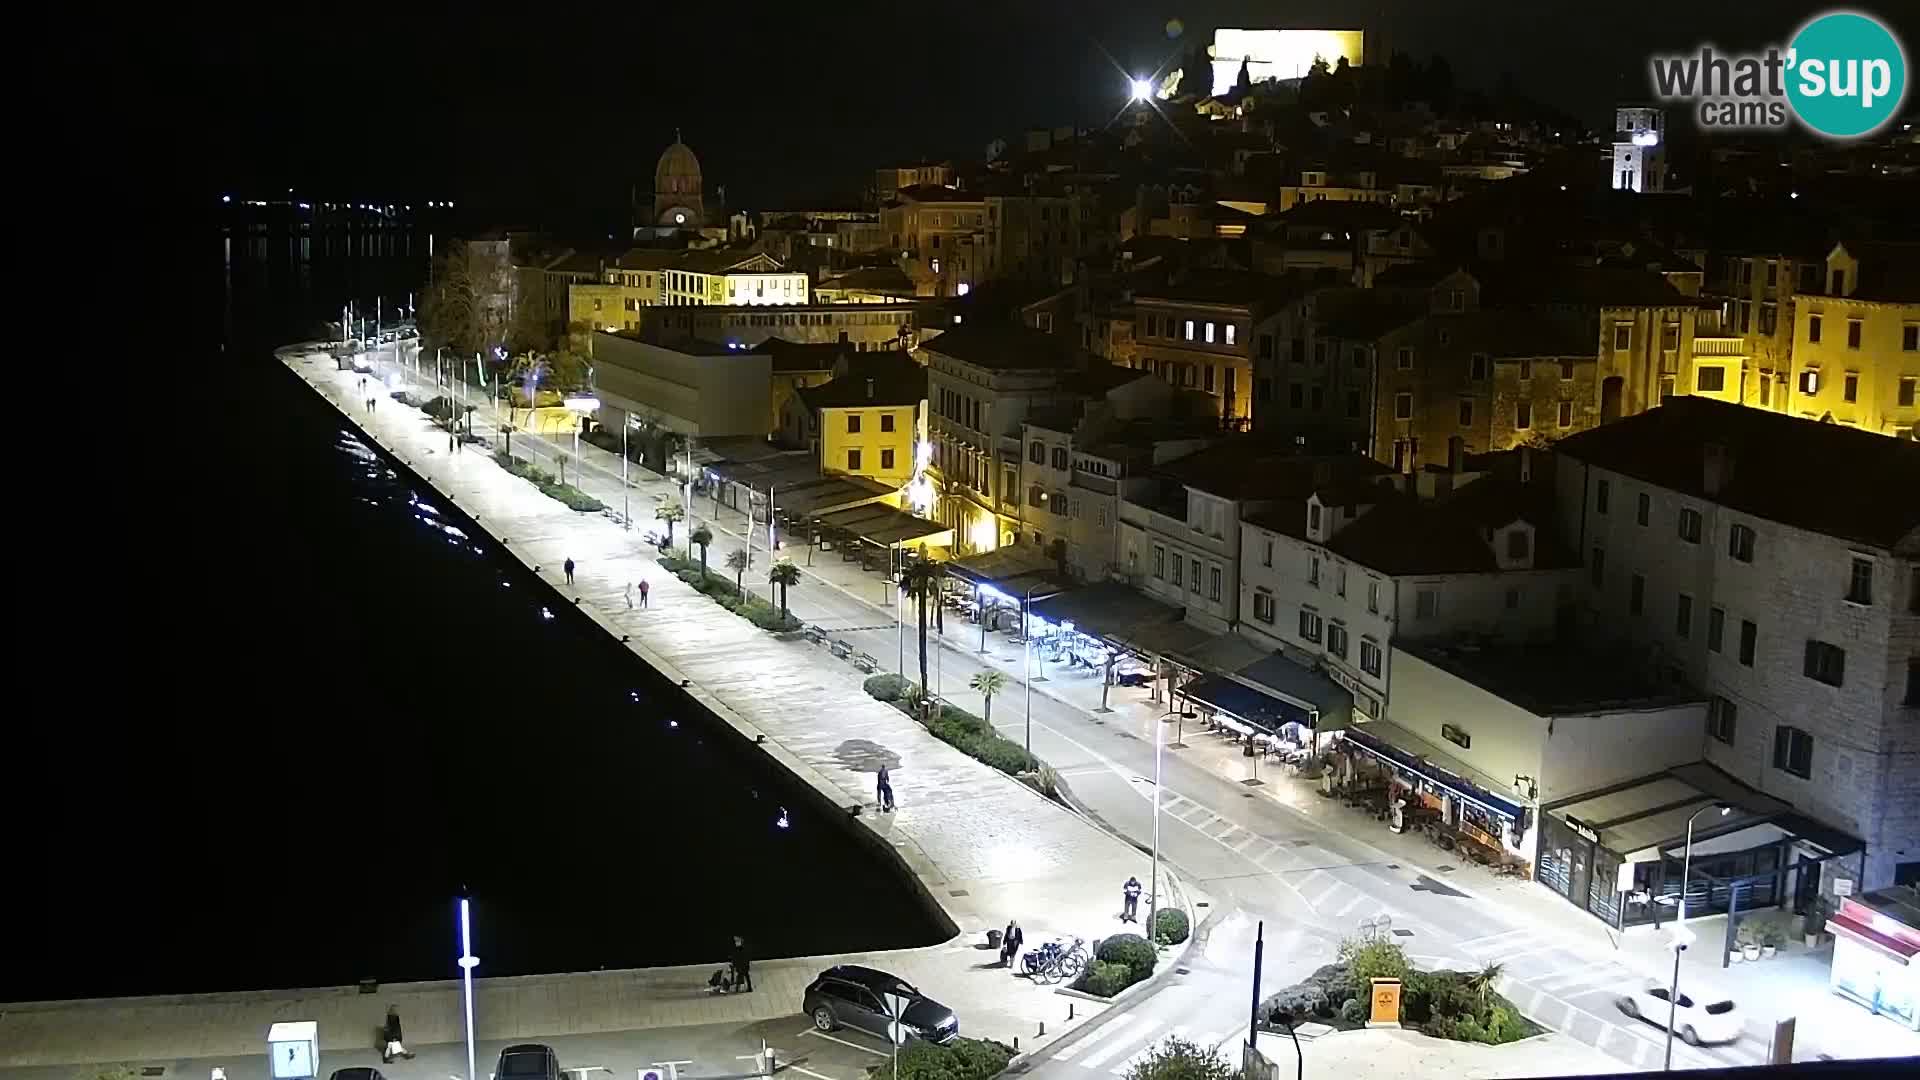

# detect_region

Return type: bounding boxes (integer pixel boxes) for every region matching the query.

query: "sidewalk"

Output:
[396,353,1920,1066]
[0,347,1188,1070]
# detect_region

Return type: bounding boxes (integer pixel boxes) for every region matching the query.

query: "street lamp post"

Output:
[1665,802,1732,1070]
[1021,582,1047,760]
[457,897,479,1080]
[1149,707,1197,930]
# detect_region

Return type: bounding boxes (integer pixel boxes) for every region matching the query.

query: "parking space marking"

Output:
[800,1029,891,1057]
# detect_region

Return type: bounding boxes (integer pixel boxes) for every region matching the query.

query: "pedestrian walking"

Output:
[638,578,650,608]
[876,765,896,812]
[1000,919,1024,969]
[730,935,754,993]
[381,1005,415,1062]
[625,582,634,610]
[564,557,576,585]
[1121,875,1143,922]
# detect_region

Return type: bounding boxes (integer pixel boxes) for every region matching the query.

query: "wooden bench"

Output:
[829,639,853,659]
[853,652,879,673]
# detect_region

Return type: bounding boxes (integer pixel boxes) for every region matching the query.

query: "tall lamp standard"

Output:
[563,394,600,487]
[456,897,479,1080]
[1664,802,1732,1070]
[1021,582,1049,759]
[1149,707,1198,929]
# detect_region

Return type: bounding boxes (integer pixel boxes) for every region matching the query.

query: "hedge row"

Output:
[491,450,606,512]
[660,553,802,633]
[1071,932,1157,998]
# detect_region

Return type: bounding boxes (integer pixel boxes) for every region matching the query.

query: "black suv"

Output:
[803,965,958,1045]
[495,1044,562,1080]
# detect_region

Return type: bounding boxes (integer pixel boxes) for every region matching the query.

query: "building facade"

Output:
[1788,242,1920,439]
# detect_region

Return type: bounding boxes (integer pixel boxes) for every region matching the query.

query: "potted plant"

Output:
[1760,922,1782,959]
[1738,923,1762,962]
[1804,899,1833,948]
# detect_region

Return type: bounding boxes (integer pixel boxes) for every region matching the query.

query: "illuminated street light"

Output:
[457,897,479,1080]
[1130,78,1154,102]
[564,394,601,487]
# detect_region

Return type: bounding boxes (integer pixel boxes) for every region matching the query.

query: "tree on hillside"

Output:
[420,241,510,360]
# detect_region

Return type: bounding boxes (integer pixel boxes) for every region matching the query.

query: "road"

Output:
[369,351,1789,1074]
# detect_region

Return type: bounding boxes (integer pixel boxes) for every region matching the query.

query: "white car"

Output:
[1615,981,1742,1045]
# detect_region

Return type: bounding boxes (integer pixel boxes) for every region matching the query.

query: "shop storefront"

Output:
[1540,762,1864,946]
[1177,654,1353,754]
[1332,724,1533,872]
[1827,890,1920,1031]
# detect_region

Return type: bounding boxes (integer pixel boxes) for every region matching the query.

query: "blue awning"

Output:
[1341,725,1525,822]
[1182,673,1314,736]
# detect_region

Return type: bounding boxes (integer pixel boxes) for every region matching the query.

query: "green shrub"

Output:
[887,1037,1012,1080]
[865,673,911,702]
[1152,907,1190,946]
[1338,936,1410,986]
[1080,960,1136,998]
[488,450,605,512]
[1124,1037,1235,1080]
[1484,1003,1527,1044]
[1097,933,1157,981]
[1338,997,1365,1025]
[925,705,1036,776]
[737,598,802,632]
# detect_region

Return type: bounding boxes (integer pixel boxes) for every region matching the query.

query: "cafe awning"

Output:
[1181,673,1311,736]
[1341,722,1527,822]
[947,548,1067,605]
[1027,582,1192,653]
[1547,761,1862,862]
[1236,654,1355,733]
[814,503,951,548]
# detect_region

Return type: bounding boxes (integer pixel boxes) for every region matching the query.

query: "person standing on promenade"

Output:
[638,578,650,608]
[564,557,576,585]
[381,1005,414,1062]
[625,582,634,609]
[1001,919,1024,968]
[730,935,754,992]
[876,765,896,812]
[1122,876,1142,922]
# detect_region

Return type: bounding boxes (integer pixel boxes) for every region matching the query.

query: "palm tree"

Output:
[690,524,714,579]
[898,558,945,701]
[655,502,685,546]
[726,547,750,595]
[1467,961,1505,1009]
[970,670,1008,724]
[769,559,802,621]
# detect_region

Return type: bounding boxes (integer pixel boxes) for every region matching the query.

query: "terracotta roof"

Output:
[919,322,1079,371]
[1159,446,1388,502]
[1555,397,1920,551]
[1322,475,1580,575]
[797,354,927,410]
[761,337,846,373]
[1839,241,1920,304]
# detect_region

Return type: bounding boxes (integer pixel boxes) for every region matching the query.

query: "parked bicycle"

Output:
[1021,937,1088,983]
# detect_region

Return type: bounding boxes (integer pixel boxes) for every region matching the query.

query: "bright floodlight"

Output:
[1130,78,1153,102]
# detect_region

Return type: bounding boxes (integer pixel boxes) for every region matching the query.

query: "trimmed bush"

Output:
[1096,933,1157,981]
[1080,960,1135,998]
[1151,907,1190,946]
[886,1036,1013,1080]
[1339,997,1365,1024]
[864,673,911,702]
[1124,1037,1236,1080]
[1339,936,1410,986]
[925,704,1037,777]
[489,450,606,512]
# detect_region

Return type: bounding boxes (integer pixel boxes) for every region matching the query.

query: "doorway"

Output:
[1601,376,1625,424]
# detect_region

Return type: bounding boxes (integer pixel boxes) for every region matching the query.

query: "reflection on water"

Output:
[5,221,939,1001]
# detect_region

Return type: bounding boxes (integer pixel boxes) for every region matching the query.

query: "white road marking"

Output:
[1454,927,1532,949]
[786,1067,842,1080]
[800,1030,890,1057]
[1333,893,1368,918]
[1081,1018,1159,1069]
[1111,1026,1189,1075]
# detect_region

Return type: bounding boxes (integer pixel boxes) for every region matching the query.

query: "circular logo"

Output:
[1787,11,1908,138]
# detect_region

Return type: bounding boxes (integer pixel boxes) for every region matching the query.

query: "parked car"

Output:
[803,964,958,1045]
[1615,981,1741,1045]
[495,1043,563,1080]
[330,1069,385,1080]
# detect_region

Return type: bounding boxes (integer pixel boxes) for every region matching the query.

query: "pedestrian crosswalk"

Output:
[1055,1019,1227,1074]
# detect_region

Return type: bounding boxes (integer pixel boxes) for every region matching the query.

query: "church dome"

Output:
[656,139,702,196]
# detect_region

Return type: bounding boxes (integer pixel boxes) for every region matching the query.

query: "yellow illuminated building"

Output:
[1785,243,1920,439]
[797,356,929,489]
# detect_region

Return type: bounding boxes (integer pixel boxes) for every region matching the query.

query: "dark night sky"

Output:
[110,1,1902,218]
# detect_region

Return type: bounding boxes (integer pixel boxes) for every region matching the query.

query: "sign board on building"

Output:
[266,1021,318,1080]
[1368,978,1402,1027]
[1833,877,1854,897]
[1617,861,1638,894]
[1566,816,1599,844]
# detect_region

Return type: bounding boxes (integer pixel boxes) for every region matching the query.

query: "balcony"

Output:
[1693,336,1747,358]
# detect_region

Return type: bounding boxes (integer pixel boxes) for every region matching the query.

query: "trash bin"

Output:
[986,928,1003,949]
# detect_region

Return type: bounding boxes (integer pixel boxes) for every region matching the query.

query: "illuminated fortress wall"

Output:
[1209,29,1366,94]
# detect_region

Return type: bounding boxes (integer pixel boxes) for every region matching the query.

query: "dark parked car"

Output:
[803,965,958,1045]
[495,1044,562,1080]
[331,1069,385,1080]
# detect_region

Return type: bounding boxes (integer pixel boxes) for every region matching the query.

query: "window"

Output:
[1153,546,1165,579]
[1209,567,1222,601]
[1708,606,1726,652]
[1262,539,1273,568]
[1327,623,1349,659]
[1596,478,1611,514]
[1504,586,1522,610]
[1183,319,1195,341]
[1773,726,1814,780]
[1613,323,1632,351]
[1907,658,1919,706]
[1367,580,1380,614]
[1298,609,1323,643]
[1415,587,1439,619]
[1630,573,1645,615]
[1225,324,1237,346]
[1191,558,1202,592]
[1028,485,1043,508]
[880,413,895,433]
[1678,508,1702,544]
[880,448,895,471]
[1308,503,1322,533]
[1846,556,1873,605]
[1171,556,1183,588]
[1515,401,1532,430]
[847,448,862,470]
[1729,524,1755,563]
[1397,347,1414,370]
[1253,591,1275,623]
[1800,369,1820,395]
[1676,593,1693,638]
[1707,697,1736,744]
[1808,314,1823,343]
[1904,325,1919,351]
[1289,383,1305,407]
[1394,392,1413,420]
[1029,441,1044,464]
[1360,639,1382,676]
[1458,399,1474,426]
[1637,492,1651,527]
[847,414,862,433]
[1804,640,1846,686]
[1470,353,1490,380]
[1901,377,1917,407]
[1663,323,1681,351]
[1558,400,1573,427]
[1051,447,1068,470]
[1507,530,1530,560]
[1519,359,1533,380]
[1843,372,1859,403]
[1846,320,1862,349]
[1697,367,1726,392]
[1591,547,1606,587]
[1739,619,1757,667]
[1204,321,1216,344]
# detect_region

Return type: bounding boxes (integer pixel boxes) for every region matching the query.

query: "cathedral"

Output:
[644,133,706,234]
